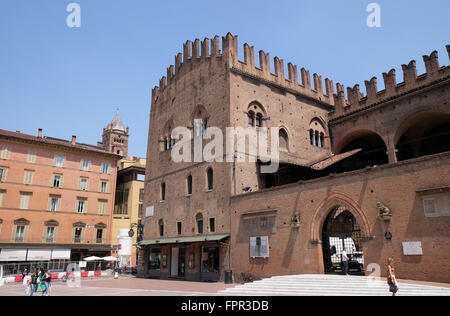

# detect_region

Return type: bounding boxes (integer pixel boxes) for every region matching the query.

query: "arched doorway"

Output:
[321,206,365,275]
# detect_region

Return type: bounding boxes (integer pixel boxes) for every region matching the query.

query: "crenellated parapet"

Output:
[151,33,339,109]
[330,46,450,119]
[232,40,337,106]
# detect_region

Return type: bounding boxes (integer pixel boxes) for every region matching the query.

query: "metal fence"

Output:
[0,260,113,278]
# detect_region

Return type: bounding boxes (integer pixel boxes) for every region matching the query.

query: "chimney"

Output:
[72,135,76,145]
[38,128,43,138]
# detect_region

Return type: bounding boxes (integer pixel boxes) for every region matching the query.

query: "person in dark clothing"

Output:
[43,270,52,296]
[22,267,28,279]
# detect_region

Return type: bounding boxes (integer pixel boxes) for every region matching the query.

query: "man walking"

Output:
[342,247,349,275]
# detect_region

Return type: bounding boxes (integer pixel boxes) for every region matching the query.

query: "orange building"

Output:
[0,128,121,265]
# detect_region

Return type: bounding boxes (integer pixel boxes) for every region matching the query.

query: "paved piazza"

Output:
[1,275,450,296]
[0,276,234,296]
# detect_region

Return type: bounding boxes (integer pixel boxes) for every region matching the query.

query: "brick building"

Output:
[0,125,121,266]
[138,33,450,283]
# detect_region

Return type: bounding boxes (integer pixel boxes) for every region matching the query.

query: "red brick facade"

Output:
[139,34,450,283]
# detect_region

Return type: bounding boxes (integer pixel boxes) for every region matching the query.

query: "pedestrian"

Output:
[22,267,28,279]
[341,247,349,275]
[43,270,52,296]
[38,268,46,295]
[387,258,399,296]
[27,270,38,296]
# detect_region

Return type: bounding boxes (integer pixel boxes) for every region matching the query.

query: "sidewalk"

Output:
[79,276,236,293]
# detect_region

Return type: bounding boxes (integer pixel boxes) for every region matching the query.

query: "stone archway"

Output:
[310,193,373,274]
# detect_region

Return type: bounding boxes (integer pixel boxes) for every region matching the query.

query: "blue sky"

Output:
[0,0,449,157]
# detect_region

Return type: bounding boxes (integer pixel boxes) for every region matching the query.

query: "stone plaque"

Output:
[402,242,423,256]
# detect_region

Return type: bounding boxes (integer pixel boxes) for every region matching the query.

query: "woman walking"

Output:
[38,268,46,295]
[387,258,399,296]
[27,270,38,296]
[43,270,52,296]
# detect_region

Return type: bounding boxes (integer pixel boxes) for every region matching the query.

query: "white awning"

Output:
[51,249,71,260]
[0,249,27,262]
[27,249,52,261]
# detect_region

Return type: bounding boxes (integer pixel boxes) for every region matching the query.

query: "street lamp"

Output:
[127,222,144,273]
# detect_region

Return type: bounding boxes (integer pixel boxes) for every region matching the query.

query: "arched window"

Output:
[187,175,193,195]
[192,105,209,137]
[309,118,327,148]
[162,120,175,151]
[196,213,204,234]
[247,103,267,128]
[279,129,289,151]
[206,168,213,191]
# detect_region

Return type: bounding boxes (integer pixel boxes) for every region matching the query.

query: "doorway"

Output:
[170,247,185,278]
[322,206,365,275]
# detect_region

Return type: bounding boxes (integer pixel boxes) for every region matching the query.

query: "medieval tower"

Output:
[101,111,129,157]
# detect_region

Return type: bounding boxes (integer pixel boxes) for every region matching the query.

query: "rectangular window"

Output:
[139,189,145,202]
[54,156,65,167]
[138,204,143,218]
[98,200,107,215]
[74,228,82,243]
[80,160,91,171]
[197,219,203,234]
[250,236,269,258]
[48,196,60,212]
[20,193,31,210]
[96,229,104,243]
[79,178,89,191]
[27,151,37,163]
[209,218,215,233]
[161,183,166,201]
[1,146,11,160]
[159,222,164,237]
[201,247,219,273]
[137,173,145,181]
[0,190,4,207]
[148,248,161,271]
[23,170,34,185]
[46,227,55,243]
[52,174,62,188]
[99,181,109,193]
[15,226,25,242]
[101,163,111,175]
[177,222,182,235]
[0,167,6,182]
[77,199,87,214]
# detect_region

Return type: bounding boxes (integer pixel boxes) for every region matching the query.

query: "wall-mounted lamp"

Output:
[385,231,392,240]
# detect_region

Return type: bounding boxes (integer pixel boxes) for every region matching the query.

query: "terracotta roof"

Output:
[0,129,121,159]
[309,149,362,170]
